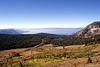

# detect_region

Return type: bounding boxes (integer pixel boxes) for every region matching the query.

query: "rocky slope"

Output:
[74,21,100,38]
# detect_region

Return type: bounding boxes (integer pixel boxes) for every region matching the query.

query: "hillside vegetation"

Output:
[0,44,100,67]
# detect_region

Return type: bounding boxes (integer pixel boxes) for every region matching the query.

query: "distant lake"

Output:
[21,28,83,35]
[53,38,64,40]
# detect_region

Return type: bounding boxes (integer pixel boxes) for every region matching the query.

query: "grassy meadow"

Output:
[0,44,100,67]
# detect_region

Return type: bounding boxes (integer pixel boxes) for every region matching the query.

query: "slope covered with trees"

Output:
[0,33,100,51]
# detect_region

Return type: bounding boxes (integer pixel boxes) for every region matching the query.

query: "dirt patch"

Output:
[92,45,100,52]
[44,44,53,47]
[20,50,40,57]
[55,45,85,49]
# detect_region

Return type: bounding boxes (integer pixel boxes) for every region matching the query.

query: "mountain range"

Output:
[1,21,100,36]
[0,28,83,35]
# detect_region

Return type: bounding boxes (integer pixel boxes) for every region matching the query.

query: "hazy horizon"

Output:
[0,27,84,29]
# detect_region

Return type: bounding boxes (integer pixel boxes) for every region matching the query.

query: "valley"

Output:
[0,21,100,67]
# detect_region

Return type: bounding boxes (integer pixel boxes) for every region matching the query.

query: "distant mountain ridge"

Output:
[0,29,26,34]
[74,21,100,38]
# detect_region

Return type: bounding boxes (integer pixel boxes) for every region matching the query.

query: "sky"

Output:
[0,0,100,29]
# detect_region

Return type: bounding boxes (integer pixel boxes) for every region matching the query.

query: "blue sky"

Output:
[0,0,100,29]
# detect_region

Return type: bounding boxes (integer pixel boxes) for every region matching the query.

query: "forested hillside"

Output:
[0,33,100,51]
[0,34,42,50]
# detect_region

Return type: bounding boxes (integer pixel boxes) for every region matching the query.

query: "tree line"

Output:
[0,33,100,50]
